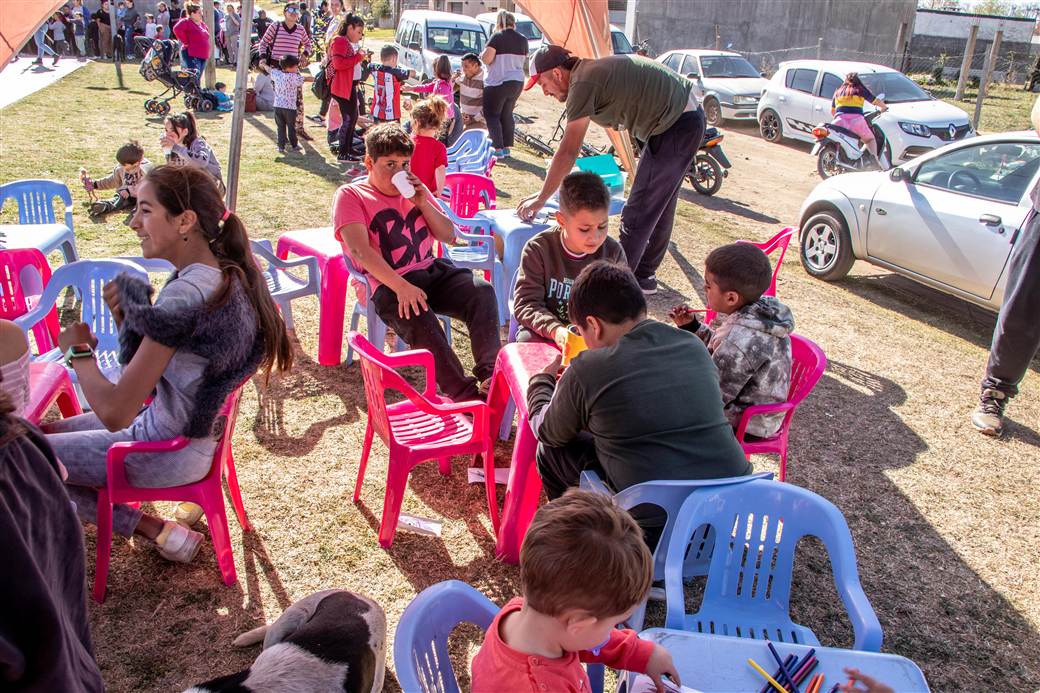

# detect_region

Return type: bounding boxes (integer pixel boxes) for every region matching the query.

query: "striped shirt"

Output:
[832,82,876,115]
[456,70,484,120]
[370,64,410,121]
[258,21,312,61]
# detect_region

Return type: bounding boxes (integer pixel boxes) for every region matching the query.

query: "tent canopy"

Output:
[0,0,67,68]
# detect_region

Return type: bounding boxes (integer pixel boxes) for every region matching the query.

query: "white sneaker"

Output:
[155,520,203,563]
[174,501,205,527]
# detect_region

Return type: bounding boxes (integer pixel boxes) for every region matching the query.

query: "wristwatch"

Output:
[63,342,96,367]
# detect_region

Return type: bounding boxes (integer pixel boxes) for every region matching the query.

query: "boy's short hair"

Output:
[115,140,145,165]
[214,81,226,90]
[279,54,300,70]
[364,122,414,160]
[705,242,772,304]
[380,44,398,61]
[461,52,480,65]
[568,260,646,326]
[559,171,610,215]
[521,490,653,619]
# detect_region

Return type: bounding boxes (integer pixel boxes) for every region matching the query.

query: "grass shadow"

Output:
[247,113,351,184]
[679,186,782,224]
[499,155,547,179]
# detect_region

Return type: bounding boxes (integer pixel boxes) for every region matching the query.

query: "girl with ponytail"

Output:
[409,95,449,197]
[41,164,292,564]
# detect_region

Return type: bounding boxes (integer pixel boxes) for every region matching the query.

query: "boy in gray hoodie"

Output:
[670,242,794,438]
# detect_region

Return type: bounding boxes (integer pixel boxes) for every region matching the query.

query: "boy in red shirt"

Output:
[471,490,680,692]
[334,123,501,401]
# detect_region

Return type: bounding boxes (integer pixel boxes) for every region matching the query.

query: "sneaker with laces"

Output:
[970,388,1007,437]
[155,520,203,563]
[636,274,658,295]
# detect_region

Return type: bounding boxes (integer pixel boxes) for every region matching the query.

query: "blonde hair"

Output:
[496,9,515,29]
[411,95,448,133]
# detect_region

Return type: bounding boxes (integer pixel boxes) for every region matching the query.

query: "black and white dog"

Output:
[185,590,386,693]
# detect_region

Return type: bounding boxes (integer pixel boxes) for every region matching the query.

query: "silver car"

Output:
[798,131,1040,311]
[657,49,769,126]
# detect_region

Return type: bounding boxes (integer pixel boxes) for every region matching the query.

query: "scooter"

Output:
[688,126,732,196]
[811,104,890,179]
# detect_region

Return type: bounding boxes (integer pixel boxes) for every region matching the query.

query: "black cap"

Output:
[524,44,572,90]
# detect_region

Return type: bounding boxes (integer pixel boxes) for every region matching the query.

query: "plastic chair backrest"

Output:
[446,129,489,157]
[575,154,625,191]
[704,227,794,324]
[394,580,498,693]
[0,248,57,350]
[444,172,496,219]
[0,179,74,232]
[788,334,827,406]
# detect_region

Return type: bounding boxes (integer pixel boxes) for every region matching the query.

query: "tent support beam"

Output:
[224,0,254,209]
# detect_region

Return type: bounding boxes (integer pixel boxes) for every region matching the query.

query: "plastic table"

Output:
[625,629,930,692]
[25,361,82,425]
[0,223,79,264]
[485,341,559,564]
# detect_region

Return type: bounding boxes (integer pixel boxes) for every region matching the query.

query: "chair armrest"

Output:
[734,401,795,442]
[579,470,613,496]
[13,278,65,338]
[106,437,191,490]
[839,579,884,651]
[263,252,321,284]
[378,347,438,399]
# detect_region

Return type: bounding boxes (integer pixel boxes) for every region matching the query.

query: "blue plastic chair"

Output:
[0,179,79,264]
[446,129,489,158]
[663,478,883,651]
[249,239,321,332]
[395,580,604,693]
[14,259,148,382]
[580,470,773,631]
[436,201,507,325]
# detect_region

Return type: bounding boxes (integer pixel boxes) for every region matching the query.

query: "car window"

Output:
[611,30,633,54]
[914,141,1040,204]
[396,20,411,46]
[663,53,682,72]
[408,24,422,48]
[859,71,931,103]
[818,72,842,99]
[515,20,542,40]
[680,55,699,77]
[426,26,484,55]
[786,68,817,94]
[700,55,759,78]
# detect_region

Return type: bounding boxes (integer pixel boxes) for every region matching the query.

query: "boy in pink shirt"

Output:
[471,490,680,692]
[333,123,500,401]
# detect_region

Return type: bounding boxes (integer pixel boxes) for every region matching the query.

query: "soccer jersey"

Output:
[370,64,410,121]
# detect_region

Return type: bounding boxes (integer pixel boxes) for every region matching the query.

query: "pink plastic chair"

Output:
[704,227,794,324]
[736,334,827,482]
[25,361,83,424]
[444,172,496,218]
[349,332,494,549]
[93,384,252,602]
[0,248,59,352]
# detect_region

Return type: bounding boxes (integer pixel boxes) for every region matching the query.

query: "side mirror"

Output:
[408,42,421,51]
[686,73,701,82]
[889,167,906,182]
[761,71,767,77]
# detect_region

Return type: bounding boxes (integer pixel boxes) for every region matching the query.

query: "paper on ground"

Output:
[397,513,442,537]
[467,467,510,485]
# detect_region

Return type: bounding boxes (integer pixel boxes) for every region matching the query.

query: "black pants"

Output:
[515,327,553,345]
[319,92,331,117]
[482,81,522,149]
[619,108,704,280]
[371,259,501,401]
[90,192,135,216]
[333,85,360,158]
[982,210,1040,398]
[274,107,298,149]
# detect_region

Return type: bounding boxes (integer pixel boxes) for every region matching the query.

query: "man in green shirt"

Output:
[517,45,705,295]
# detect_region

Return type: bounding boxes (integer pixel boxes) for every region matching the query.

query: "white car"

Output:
[758,60,974,164]
[392,10,487,80]
[797,131,1040,311]
[657,49,769,126]
[475,11,545,57]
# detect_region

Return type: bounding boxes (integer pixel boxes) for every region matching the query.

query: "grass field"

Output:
[1,59,1039,692]
[920,78,1035,133]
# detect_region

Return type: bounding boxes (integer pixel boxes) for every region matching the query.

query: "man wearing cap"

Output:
[518,45,703,295]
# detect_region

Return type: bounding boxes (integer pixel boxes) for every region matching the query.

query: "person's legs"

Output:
[274,107,291,149]
[295,84,312,139]
[335,91,359,158]
[318,92,331,118]
[499,81,522,148]
[515,327,554,345]
[99,23,111,58]
[422,259,501,385]
[482,83,506,149]
[286,108,299,148]
[535,433,601,500]
[632,170,682,281]
[618,108,702,287]
[974,213,1040,434]
[227,33,238,64]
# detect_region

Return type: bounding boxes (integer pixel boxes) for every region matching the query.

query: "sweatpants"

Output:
[44,413,214,537]
[275,107,298,149]
[982,210,1040,398]
[371,258,501,401]
[482,81,522,149]
[619,108,704,281]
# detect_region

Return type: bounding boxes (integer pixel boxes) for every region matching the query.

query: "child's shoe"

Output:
[277,146,285,154]
[155,520,203,563]
[291,145,303,153]
[173,501,204,527]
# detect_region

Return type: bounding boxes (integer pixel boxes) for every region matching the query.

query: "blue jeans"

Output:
[179,50,206,85]
[35,27,57,60]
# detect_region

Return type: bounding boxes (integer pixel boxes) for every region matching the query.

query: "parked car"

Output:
[392,10,487,80]
[657,49,769,126]
[610,25,634,54]
[475,10,544,57]
[757,60,974,164]
[797,131,1040,311]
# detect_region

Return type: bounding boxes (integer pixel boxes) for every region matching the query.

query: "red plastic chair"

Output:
[93,384,252,602]
[0,248,59,352]
[736,334,827,482]
[25,361,83,424]
[705,227,794,324]
[348,332,494,548]
[443,172,496,218]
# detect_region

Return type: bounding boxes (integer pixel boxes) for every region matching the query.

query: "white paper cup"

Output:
[392,170,415,198]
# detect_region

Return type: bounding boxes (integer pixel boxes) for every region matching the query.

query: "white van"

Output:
[475,11,545,57]
[392,10,488,81]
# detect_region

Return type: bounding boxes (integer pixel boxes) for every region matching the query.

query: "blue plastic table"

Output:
[625,629,930,692]
[0,223,79,264]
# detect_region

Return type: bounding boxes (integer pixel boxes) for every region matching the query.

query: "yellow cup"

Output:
[561,325,587,366]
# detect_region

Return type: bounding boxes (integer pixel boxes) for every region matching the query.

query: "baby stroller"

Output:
[138,38,215,115]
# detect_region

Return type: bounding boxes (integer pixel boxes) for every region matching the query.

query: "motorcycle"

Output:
[811,103,890,179]
[688,126,732,196]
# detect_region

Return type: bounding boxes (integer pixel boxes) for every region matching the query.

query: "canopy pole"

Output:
[224,0,254,209]
[203,0,217,89]
[109,1,124,87]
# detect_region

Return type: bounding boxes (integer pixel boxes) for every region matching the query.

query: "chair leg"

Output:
[779,447,788,483]
[201,488,237,586]
[498,397,515,441]
[224,450,252,531]
[345,305,362,366]
[438,456,451,476]
[57,383,84,418]
[377,458,409,548]
[93,491,114,603]
[354,420,374,502]
[483,446,500,533]
[317,265,347,366]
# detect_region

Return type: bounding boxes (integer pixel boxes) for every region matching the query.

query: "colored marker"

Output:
[767,642,799,691]
[758,654,798,693]
[748,658,790,693]
[793,656,819,685]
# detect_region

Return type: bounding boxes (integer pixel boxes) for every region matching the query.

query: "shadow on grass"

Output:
[662,241,707,306]
[240,528,294,612]
[246,113,351,183]
[679,186,782,225]
[498,156,547,180]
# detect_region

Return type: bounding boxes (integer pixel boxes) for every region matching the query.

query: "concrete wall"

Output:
[910,9,1036,80]
[631,0,917,72]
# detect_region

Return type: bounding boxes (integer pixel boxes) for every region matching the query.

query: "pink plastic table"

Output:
[276,227,347,366]
[485,341,559,564]
[25,361,82,425]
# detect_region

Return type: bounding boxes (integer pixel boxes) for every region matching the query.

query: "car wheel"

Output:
[759,108,782,143]
[703,97,722,127]
[800,211,855,281]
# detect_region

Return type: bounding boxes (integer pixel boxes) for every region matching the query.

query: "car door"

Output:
[866,140,1040,300]
[680,54,705,102]
[779,67,818,137]
[814,71,843,125]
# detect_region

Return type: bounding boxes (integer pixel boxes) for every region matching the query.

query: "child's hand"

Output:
[539,353,563,377]
[58,322,98,352]
[645,644,681,693]
[668,305,695,327]
[553,326,569,352]
[839,668,894,693]
[393,280,429,319]
[404,170,429,205]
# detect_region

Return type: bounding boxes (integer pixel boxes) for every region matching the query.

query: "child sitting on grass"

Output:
[514,171,624,346]
[409,95,449,199]
[670,242,794,438]
[212,80,234,111]
[81,140,154,218]
[471,489,680,692]
[334,123,500,402]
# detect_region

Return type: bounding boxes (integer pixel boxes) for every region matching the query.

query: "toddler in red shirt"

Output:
[471,490,680,692]
[409,95,449,198]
